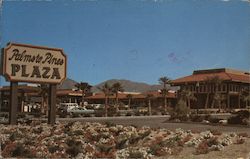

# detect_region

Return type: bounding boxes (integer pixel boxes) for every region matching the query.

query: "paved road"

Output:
[58,115,250,134]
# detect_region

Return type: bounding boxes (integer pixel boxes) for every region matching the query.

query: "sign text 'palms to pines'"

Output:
[2,43,67,84]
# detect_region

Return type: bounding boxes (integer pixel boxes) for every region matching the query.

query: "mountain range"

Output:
[57,78,177,93]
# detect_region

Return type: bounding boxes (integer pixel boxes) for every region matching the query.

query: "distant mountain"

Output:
[57,78,77,90]
[92,79,173,93]
[58,78,178,92]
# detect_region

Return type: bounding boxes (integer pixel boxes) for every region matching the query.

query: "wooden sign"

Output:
[3,43,67,84]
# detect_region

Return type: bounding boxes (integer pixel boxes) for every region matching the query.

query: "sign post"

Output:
[2,43,67,125]
[48,84,57,124]
[10,82,18,124]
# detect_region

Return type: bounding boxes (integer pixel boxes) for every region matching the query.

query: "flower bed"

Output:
[0,122,248,158]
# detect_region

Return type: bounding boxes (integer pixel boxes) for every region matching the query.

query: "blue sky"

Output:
[0,0,249,85]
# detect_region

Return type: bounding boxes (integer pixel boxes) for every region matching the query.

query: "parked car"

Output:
[68,107,95,114]
[68,107,95,116]
[59,103,79,112]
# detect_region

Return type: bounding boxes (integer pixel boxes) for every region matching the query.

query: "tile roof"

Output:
[172,68,250,85]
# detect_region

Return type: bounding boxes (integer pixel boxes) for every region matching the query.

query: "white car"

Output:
[59,103,79,112]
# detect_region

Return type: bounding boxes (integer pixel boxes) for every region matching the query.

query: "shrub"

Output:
[105,121,116,127]
[11,144,36,158]
[195,141,209,154]
[190,115,204,122]
[206,137,219,147]
[73,130,84,135]
[126,112,132,116]
[116,139,128,149]
[235,110,250,118]
[149,144,169,156]
[128,149,144,158]
[66,138,82,157]
[228,110,250,125]
[228,116,243,125]
[32,127,43,134]
[235,138,245,144]
[207,117,221,124]
[237,133,248,138]
[169,99,190,122]
[48,145,61,153]
[210,129,222,136]
[66,146,81,157]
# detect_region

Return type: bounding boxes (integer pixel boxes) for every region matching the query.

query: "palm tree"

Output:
[146,94,154,116]
[75,82,92,107]
[204,76,223,109]
[38,84,49,114]
[126,94,133,109]
[180,89,197,109]
[158,76,171,112]
[210,76,222,109]
[241,87,250,108]
[111,82,124,112]
[98,82,113,117]
[204,77,212,109]
[213,93,226,111]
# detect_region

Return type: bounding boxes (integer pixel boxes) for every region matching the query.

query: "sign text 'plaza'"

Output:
[2,43,67,84]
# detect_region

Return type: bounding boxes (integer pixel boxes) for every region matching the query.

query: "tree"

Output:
[213,93,226,110]
[173,98,190,121]
[210,76,223,109]
[180,89,197,109]
[158,76,171,112]
[75,82,92,107]
[126,94,133,109]
[98,82,113,117]
[111,82,124,112]
[146,94,154,116]
[204,76,223,109]
[38,84,49,114]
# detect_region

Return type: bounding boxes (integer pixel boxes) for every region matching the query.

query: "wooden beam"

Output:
[9,82,18,125]
[48,84,57,125]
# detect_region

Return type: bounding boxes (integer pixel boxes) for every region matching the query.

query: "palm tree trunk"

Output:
[188,98,191,109]
[218,100,221,111]
[148,100,152,116]
[211,97,215,109]
[164,95,167,112]
[105,96,108,117]
[116,92,119,112]
[82,92,85,107]
[205,93,209,109]
[128,99,131,109]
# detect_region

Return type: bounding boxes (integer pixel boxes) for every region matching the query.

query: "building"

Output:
[171,68,250,110]
[0,84,177,112]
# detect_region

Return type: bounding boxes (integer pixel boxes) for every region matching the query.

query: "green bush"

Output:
[66,138,82,157]
[169,99,190,121]
[190,115,205,122]
[228,110,250,125]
